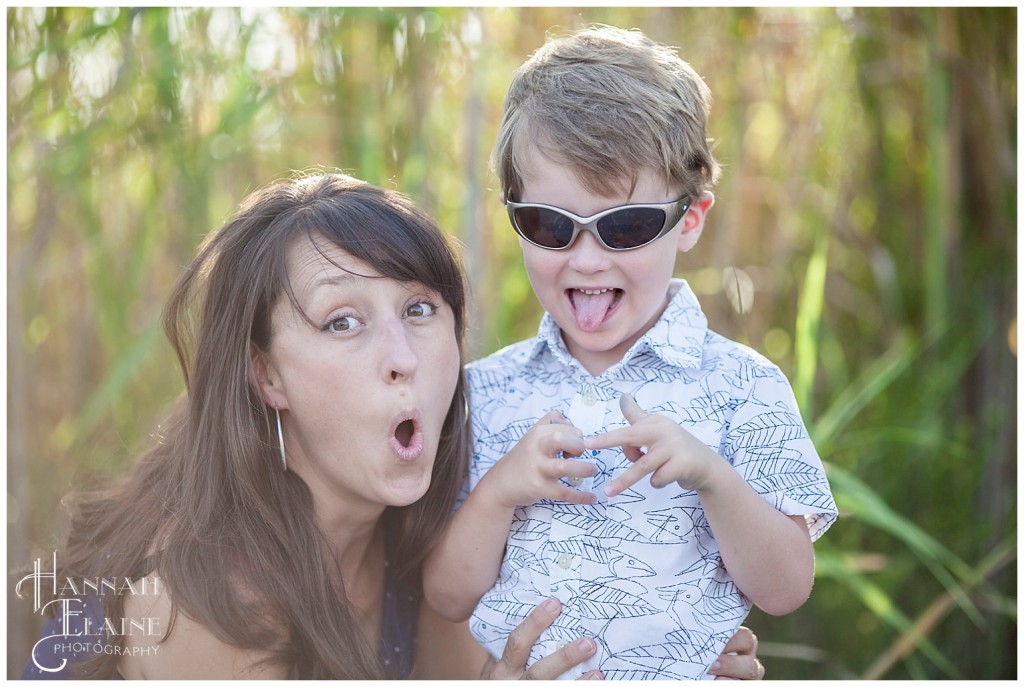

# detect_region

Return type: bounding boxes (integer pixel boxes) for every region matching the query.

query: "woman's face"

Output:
[255,235,461,516]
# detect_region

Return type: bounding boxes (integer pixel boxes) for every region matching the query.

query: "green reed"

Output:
[6,7,1015,679]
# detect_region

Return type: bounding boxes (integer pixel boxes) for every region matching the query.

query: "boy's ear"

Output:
[250,343,288,410]
[677,191,715,253]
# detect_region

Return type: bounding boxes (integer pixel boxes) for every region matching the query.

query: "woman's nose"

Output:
[381,320,418,382]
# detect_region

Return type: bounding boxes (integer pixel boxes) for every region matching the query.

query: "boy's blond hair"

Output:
[492,25,720,201]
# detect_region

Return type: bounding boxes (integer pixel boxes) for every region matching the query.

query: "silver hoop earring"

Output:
[274,404,288,472]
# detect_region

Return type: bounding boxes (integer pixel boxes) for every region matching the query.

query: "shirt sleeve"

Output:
[721,366,837,541]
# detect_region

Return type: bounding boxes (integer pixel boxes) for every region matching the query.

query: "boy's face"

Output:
[517,151,710,376]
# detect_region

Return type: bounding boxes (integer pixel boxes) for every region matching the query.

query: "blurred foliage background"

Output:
[6,7,1016,679]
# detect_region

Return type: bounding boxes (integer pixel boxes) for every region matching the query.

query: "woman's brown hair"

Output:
[40,172,470,678]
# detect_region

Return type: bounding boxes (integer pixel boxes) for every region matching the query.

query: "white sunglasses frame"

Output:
[504,196,692,251]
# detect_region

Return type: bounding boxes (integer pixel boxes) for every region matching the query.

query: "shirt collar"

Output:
[532,310,576,369]
[635,279,708,369]
[529,279,708,373]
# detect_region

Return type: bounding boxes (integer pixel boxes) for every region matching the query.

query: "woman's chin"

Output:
[383,472,432,507]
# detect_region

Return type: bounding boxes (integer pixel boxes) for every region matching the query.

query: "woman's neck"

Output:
[305,479,389,620]
[317,506,385,581]
[330,516,386,626]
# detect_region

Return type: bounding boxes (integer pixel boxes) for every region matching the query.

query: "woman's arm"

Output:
[410,600,489,679]
[119,575,288,679]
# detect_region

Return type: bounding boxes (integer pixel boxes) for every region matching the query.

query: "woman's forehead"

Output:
[287,235,379,284]
[284,234,431,305]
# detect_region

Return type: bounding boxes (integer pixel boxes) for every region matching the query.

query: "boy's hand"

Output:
[482,411,597,509]
[585,394,720,498]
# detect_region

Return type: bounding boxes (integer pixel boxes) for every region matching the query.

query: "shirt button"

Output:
[556,553,573,569]
[581,388,597,406]
[567,476,585,487]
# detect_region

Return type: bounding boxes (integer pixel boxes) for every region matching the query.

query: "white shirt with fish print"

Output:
[463,279,837,680]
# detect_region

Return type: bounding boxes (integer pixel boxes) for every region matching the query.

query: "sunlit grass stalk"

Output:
[810,329,926,454]
[827,463,985,625]
[6,7,1016,679]
[793,232,828,415]
[923,9,952,336]
[815,552,963,679]
[806,312,988,632]
[861,535,1017,679]
[825,426,972,463]
[51,318,165,453]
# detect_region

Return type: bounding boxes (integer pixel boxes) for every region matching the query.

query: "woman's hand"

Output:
[707,626,765,680]
[480,598,603,680]
[476,603,761,680]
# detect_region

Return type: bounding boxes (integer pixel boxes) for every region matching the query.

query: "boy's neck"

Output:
[563,339,622,377]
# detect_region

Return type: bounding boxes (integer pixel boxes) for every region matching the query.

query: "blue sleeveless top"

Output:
[21,557,419,679]
[377,558,419,679]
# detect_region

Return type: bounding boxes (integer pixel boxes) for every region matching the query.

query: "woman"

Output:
[21,172,762,679]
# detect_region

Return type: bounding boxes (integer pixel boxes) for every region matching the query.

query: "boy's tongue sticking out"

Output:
[571,288,620,332]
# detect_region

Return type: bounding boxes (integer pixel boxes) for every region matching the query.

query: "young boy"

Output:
[423,26,837,680]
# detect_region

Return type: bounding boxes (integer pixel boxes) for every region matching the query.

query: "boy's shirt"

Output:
[464,279,837,680]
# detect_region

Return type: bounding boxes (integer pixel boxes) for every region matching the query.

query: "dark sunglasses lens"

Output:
[596,208,666,249]
[514,207,575,248]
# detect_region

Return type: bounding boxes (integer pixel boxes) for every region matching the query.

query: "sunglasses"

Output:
[505,196,691,251]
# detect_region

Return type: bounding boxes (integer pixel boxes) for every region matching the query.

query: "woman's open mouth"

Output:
[389,411,424,461]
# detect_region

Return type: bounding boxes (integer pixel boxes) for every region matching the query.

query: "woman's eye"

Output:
[406,301,436,318]
[328,316,359,332]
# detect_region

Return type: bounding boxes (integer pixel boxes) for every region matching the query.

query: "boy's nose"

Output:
[567,229,612,273]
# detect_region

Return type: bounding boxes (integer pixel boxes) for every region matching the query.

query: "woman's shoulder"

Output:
[120,572,289,679]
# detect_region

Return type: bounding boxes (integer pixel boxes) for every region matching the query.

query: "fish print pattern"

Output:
[463,280,837,679]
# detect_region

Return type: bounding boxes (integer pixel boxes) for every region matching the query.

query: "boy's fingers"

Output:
[649,464,677,489]
[622,445,645,463]
[540,410,570,426]
[540,458,596,486]
[547,458,597,479]
[535,412,585,456]
[583,426,635,451]
[554,485,598,505]
[544,427,585,458]
[603,451,666,497]
[619,393,648,424]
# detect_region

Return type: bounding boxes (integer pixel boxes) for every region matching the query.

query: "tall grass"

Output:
[6,7,1016,678]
